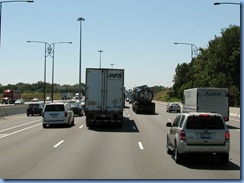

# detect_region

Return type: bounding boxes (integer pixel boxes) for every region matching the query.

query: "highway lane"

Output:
[0,103,240,179]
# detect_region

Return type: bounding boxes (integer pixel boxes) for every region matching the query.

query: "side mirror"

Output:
[166,122,172,127]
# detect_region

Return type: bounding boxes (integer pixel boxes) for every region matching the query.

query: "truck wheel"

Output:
[219,153,229,164]
[86,122,92,128]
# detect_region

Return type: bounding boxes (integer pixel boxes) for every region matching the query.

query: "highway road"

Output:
[0,102,240,179]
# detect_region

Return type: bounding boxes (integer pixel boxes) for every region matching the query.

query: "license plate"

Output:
[50,114,58,118]
[201,133,211,139]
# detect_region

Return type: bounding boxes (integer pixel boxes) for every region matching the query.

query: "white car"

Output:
[166,103,181,113]
[42,103,74,128]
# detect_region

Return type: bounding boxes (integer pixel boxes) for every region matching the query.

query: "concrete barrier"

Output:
[0,103,241,118]
[229,107,240,117]
[0,105,27,117]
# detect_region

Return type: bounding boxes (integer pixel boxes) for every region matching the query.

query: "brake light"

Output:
[179,130,186,140]
[199,114,209,117]
[225,131,230,140]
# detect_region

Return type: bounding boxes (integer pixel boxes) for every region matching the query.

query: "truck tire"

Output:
[219,153,229,164]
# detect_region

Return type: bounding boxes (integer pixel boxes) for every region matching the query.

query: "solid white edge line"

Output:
[138,142,144,150]
[53,140,64,148]
[0,119,41,133]
[0,123,41,139]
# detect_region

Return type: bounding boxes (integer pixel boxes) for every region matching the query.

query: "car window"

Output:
[45,104,64,112]
[186,116,225,129]
[29,104,40,108]
[179,115,185,127]
[173,115,181,127]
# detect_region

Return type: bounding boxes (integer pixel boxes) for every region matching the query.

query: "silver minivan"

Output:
[42,103,74,128]
[166,112,230,164]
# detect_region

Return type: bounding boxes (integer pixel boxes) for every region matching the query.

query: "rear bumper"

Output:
[42,119,68,125]
[85,110,123,123]
[177,141,230,154]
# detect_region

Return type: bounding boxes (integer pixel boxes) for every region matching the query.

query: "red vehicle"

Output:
[1,90,21,104]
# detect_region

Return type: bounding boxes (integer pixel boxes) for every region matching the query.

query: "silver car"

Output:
[166,103,181,113]
[42,103,74,128]
[166,112,230,164]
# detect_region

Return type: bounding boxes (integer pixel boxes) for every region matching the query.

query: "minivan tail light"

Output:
[179,130,186,141]
[225,131,230,140]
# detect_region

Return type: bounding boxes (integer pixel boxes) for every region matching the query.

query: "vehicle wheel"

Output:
[43,124,47,128]
[27,113,29,116]
[174,143,183,164]
[166,137,173,155]
[219,153,229,164]
[71,117,75,126]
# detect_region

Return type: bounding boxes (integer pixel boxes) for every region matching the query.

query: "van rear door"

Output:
[44,104,65,122]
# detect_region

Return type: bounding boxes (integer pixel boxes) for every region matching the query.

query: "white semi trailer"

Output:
[85,68,124,127]
[183,88,229,121]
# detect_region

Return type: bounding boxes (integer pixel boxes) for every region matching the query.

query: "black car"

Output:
[70,102,84,116]
[27,103,44,116]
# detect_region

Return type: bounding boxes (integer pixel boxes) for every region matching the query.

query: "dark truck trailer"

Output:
[132,85,155,114]
[2,90,21,104]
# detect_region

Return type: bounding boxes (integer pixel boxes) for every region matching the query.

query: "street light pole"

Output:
[174,42,198,88]
[77,17,85,101]
[0,0,33,49]
[49,42,72,102]
[98,50,103,68]
[27,40,48,103]
[213,2,241,5]
[27,41,72,103]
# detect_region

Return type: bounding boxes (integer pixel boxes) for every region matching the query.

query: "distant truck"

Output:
[132,85,155,114]
[1,90,21,104]
[85,68,124,127]
[62,92,71,100]
[182,88,229,121]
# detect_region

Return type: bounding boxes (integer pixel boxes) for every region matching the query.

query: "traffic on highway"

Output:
[0,101,240,179]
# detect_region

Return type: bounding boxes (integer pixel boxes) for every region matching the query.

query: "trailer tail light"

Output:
[179,130,186,141]
[225,131,230,140]
[223,116,229,121]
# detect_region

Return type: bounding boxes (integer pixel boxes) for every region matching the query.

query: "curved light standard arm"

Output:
[27,41,72,102]
[174,42,198,88]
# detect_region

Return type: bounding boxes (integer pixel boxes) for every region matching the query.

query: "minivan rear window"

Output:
[45,104,64,112]
[186,116,225,129]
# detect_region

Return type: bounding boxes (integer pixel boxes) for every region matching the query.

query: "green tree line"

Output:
[172,25,240,107]
[0,82,86,100]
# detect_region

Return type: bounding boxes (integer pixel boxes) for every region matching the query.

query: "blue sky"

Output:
[0,0,241,89]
